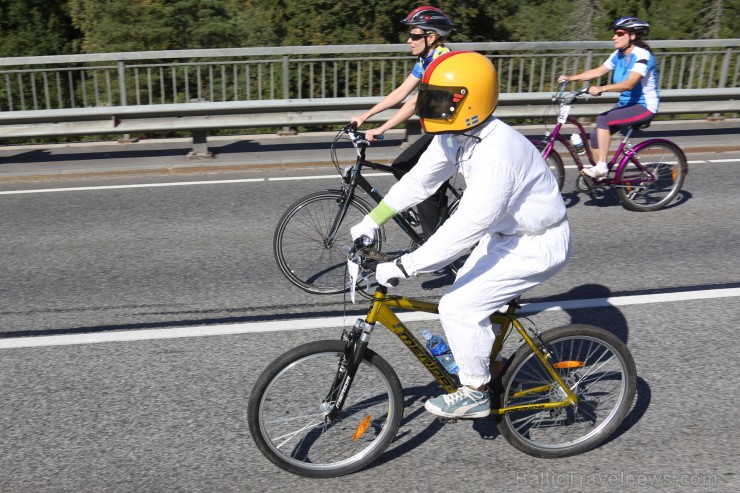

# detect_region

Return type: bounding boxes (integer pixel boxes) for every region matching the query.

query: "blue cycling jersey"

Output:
[604,46,659,112]
[411,46,450,79]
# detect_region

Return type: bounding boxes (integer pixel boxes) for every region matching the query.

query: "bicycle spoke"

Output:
[274,192,373,293]
[616,142,686,211]
[249,342,403,477]
[499,326,636,457]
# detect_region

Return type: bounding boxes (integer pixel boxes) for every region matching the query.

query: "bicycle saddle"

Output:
[630,122,651,131]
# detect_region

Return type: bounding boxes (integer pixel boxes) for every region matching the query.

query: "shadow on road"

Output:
[601,375,652,447]
[370,381,446,470]
[0,134,406,165]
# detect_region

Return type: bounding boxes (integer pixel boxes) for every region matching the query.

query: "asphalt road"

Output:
[0,124,739,492]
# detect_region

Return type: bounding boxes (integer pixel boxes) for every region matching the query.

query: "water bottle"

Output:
[570,133,586,155]
[422,329,459,374]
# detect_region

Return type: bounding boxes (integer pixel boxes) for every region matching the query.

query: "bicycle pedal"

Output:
[576,175,597,192]
[436,416,458,424]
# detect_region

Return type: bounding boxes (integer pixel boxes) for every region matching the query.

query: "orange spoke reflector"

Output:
[672,167,678,181]
[353,415,373,441]
[554,360,585,369]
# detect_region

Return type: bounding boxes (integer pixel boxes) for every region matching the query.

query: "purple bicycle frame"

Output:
[531,116,687,186]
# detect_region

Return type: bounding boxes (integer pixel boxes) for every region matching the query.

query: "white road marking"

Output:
[267,172,389,181]
[0,178,266,195]
[1,287,738,349]
[1,159,737,195]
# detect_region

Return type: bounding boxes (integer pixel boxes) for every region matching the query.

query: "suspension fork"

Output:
[325,317,374,420]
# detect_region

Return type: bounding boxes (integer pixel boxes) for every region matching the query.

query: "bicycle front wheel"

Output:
[534,141,566,191]
[248,340,404,478]
[498,324,636,458]
[616,141,687,212]
[274,190,379,294]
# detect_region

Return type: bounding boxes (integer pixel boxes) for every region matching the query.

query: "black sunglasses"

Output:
[408,32,429,41]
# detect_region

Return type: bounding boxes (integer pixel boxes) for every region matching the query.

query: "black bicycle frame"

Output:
[324,160,424,248]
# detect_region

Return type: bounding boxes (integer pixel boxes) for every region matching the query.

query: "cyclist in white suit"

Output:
[351,51,571,418]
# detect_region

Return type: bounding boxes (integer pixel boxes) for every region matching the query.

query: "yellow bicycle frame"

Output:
[363,289,578,416]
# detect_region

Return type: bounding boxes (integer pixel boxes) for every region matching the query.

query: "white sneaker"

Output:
[582,164,608,179]
[424,386,491,418]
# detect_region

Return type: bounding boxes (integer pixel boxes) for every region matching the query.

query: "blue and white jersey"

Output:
[411,46,450,79]
[604,46,660,112]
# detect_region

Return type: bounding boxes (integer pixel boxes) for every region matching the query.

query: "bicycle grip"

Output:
[387,278,399,287]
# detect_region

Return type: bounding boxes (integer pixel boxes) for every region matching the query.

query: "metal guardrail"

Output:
[0,40,738,152]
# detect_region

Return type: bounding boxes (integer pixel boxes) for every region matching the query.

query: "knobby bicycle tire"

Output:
[616,141,687,212]
[533,141,566,191]
[273,190,380,294]
[247,340,404,478]
[498,324,636,458]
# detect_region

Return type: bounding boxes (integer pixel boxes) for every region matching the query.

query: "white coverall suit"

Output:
[384,116,571,388]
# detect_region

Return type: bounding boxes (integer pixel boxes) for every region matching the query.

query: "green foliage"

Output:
[0,0,80,57]
[66,0,255,52]
[0,0,737,58]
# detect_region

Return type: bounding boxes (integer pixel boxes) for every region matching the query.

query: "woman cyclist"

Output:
[351,6,453,142]
[558,17,659,179]
[351,6,454,240]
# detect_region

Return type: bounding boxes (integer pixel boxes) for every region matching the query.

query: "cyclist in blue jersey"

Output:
[558,17,659,178]
[351,6,453,143]
[351,6,454,240]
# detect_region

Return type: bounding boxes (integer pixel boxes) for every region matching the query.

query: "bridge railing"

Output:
[0,40,738,151]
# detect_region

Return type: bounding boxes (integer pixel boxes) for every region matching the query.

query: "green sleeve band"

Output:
[368,200,397,226]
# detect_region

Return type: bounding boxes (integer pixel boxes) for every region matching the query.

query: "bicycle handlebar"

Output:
[552,85,591,105]
[348,238,400,287]
[345,122,384,143]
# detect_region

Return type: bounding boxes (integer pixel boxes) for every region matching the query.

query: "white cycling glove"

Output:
[375,255,413,287]
[350,215,379,243]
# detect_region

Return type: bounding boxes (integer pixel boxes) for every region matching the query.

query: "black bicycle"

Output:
[273,124,463,295]
[274,122,568,295]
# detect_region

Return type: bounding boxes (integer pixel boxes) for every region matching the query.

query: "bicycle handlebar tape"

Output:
[368,200,397,226]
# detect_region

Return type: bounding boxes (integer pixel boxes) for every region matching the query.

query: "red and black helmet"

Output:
[401,6,453,37]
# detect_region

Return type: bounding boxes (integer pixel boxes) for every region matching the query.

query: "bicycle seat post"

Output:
[621,126,634,142]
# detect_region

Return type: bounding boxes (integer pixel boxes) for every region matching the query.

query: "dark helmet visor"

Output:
[416,84,468,120]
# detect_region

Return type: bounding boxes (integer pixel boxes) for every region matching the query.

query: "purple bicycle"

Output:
[531,82,688,212]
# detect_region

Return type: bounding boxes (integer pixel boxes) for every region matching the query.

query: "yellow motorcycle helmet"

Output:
[415,50,499,134]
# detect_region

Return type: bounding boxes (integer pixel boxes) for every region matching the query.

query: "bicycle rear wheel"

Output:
[534,142,566,191]
[274,190,380,294]
[248,340,404,478]
[498,324,636,458]
[616,141,687,212]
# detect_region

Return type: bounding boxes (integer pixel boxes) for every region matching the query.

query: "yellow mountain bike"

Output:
[247,242,637,478]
